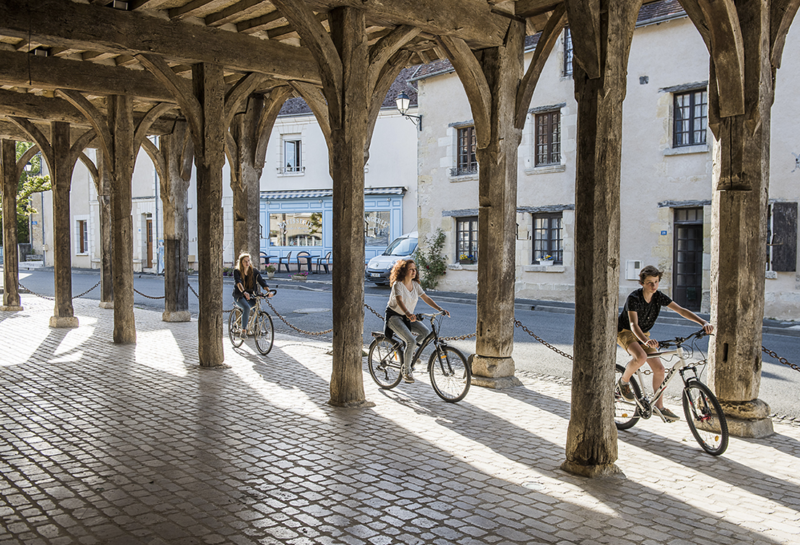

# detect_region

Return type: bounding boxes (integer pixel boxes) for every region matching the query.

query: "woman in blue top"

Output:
[616,265,713,422]
[233,252,272,338]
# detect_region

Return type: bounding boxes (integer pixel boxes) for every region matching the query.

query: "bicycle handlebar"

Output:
[658,328,712,348]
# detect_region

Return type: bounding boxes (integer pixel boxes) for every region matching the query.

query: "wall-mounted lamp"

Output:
[395,92,422,131]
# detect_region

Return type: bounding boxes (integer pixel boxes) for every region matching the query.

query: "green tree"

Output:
[0,142,51,244]
[414,228,448,291]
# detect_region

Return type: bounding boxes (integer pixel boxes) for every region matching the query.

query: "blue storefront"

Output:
[260,187,406,267]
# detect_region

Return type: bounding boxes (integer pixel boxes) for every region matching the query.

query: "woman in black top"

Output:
[233,252,271,337]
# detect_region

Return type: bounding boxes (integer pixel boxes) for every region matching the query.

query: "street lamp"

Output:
[395,92,422,131]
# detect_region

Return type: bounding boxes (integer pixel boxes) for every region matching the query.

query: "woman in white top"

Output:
[385,259,449,383]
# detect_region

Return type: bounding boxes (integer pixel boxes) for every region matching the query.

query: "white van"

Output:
[364,231,418,285]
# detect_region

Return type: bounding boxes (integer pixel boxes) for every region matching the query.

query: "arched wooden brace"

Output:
[180,133,194,182]
[561,0,643,478]
[230,86,292,264]
[223,73,270,176]
[288,82,332,155]
[434,14,564,390]
[769,0,800,71]
[678,0,745,119]
[55,91,174,344]
[138,54,227,366]
[272,0,418,407]
[1,139,23,311]
[8,118,97,328]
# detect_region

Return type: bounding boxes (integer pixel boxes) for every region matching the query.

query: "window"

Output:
[768,202,797,272]
[283,139,302,173]
[76,219,88,254]
[563,28,573,77]
[364,211,391,247]
[533,213,562,264]
[535,111,561,166]
[270,212,322,246]
[456,217,478,263]
[454,126,477,176]
[673,90,707,147]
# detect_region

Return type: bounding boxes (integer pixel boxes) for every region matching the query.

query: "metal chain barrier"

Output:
[762,345,800,372]
[514,319,574,361]
[18,282,54,301]
[74,281,102,299]
[364,303,384,320]
[265,299,332,336]
[133,288,165,300]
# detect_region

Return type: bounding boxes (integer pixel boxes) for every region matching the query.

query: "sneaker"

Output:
[617,378,635,401]
[656,407,681,423]
[402,373,415,384]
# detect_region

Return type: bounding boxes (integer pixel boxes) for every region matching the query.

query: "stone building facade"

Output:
[413,1,800,320]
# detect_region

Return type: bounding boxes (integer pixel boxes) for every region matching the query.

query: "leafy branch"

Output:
[414,228,448,291]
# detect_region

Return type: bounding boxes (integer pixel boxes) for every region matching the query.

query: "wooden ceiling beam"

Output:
[236,9,287,34]
[514,0,562,19]
[205,0,264,26]
[0,0,321,84]
[0,50,175,102]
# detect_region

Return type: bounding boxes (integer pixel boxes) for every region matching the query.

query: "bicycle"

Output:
[614,328,729,456]
[367,311,472,403]
[228,289,277,356]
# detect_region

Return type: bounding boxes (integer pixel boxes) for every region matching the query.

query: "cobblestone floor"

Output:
[1,295,799,545]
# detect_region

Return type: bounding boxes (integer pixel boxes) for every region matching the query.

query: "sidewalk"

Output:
[1,295,798,544]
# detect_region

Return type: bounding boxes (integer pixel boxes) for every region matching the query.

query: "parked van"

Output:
[364,231,418,285]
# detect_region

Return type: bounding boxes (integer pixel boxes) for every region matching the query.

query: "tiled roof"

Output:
[278,66,419,117]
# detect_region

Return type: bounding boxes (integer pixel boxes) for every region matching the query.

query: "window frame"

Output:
[456,216,479,263]
[563,28,573,77]
[281,137,303,174]
[455,126,478,177]
[534,110,561,167]
[532,213,563,264]
[673,89,708,148]
[75,216,89,255]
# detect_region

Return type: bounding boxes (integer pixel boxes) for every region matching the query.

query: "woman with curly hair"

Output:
[232,252,272,339]
[384,259,449,383]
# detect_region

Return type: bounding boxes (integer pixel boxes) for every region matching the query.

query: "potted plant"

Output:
[291,270,309,282]
[265,265,276,279]
[539,255,554,266]
[458,253,475,265]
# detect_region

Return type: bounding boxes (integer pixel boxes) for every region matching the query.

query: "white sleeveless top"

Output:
[387,281,425,315]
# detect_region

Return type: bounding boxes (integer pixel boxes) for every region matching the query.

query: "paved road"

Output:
[10,267,800,419]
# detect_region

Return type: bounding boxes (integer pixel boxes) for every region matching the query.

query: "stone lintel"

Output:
[163,310,191,322]
[560,461,624,479]
[0,305,24,312]
[49,316,79,328]
[99,301,114,309]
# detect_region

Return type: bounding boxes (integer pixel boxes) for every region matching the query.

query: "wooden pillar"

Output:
[194,62,226,366]
[96,154,114,309]
[231,96,265,262]
[438,12,566,389]
[108,95,136,344]
[159,123,191,322]
[1,139,22,311]
[561,0,643,478]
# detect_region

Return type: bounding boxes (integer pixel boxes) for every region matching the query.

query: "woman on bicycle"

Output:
[233,252,271,339]
[385,259,449,383]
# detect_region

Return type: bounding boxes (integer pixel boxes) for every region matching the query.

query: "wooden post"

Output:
[194,62,226,366]
[231,96,264,262]
[1,139,23,311]
[96,154,114,309]
[160,123,191,322]
[108,95,136,344]
[561,0,643,478]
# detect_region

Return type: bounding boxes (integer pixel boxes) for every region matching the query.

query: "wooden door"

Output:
[146,219,153,269]
[673,209,703,311]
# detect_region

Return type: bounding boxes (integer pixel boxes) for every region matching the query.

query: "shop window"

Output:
[270,212,322,246]
[535,111,561,166]
[673,89,707,147]
[563,28,573,77]
[533,213,562,264]
[282,138,303,173]
[364,211,391,247]
[456,217,478,263]
[768,202,797,272]
[453,126,477,176]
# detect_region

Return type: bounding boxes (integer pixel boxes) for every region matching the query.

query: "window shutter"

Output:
[772,202,797,272]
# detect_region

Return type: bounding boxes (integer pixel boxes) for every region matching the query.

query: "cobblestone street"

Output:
[1,296,799,544]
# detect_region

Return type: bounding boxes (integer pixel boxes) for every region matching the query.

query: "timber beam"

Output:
[0,0,321,84]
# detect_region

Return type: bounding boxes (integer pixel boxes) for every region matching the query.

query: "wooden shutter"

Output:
[772,202,797,272]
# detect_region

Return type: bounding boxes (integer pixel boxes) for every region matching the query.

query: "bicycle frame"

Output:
[630,345,703,419]
[393,313,447,370]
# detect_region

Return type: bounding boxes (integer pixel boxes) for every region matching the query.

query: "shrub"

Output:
[414,228,448,291]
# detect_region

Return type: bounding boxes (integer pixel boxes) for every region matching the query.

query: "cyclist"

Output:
[384,259,449,383]
[233,252,272,339]
[616,265,713,422]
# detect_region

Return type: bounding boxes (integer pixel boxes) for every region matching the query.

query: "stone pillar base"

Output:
[50,316,79,328]
[560,460,623,478]
[0,305,23,312]
[469,354,521,389]
[718,398,774,438]
[99,301,114,309]
[163,310,191,322]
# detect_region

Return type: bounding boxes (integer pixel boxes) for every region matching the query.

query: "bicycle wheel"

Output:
[429,346,471,403]
[367,339,403,389]
[614,364,641,430]
[254,312,274,355]
[228,308,244,348]
[682,380,729,456]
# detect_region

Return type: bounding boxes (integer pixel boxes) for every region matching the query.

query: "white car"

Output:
[365,232,418,285]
